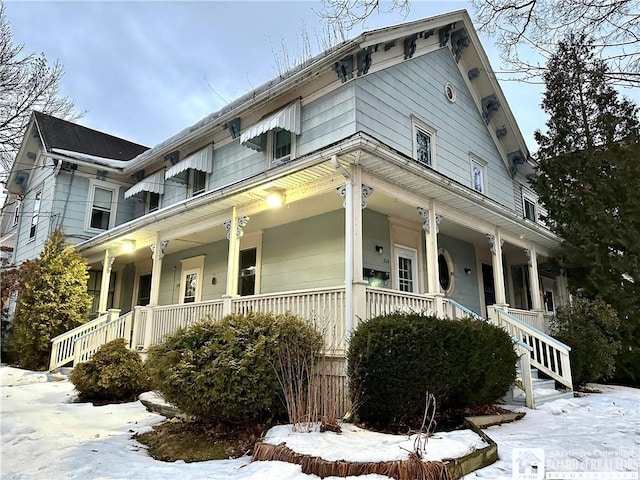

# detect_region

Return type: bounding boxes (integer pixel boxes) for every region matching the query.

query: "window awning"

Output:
[124,170,165,199]
[240,101,301,151]
[165,144,214,180]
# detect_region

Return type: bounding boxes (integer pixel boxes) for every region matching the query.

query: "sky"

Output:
[4,1,552,153]
[1,366,639,479]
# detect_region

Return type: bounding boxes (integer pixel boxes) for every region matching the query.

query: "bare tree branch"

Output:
[0,1,82,177]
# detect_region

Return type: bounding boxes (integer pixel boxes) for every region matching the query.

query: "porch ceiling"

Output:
[353,148,562,253]
[81,161,343,263]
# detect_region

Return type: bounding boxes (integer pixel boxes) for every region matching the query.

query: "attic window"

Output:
[412,117,436,168]
[444,83,456,102]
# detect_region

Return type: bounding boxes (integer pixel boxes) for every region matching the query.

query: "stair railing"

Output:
[488,306,573,391]
[49,309,120,371]
[72,311,133,365]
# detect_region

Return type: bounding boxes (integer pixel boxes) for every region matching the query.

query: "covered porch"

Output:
[54,137,572,400]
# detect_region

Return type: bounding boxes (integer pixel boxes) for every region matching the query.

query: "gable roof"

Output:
[123,9,531,177]
[33,111,148,161]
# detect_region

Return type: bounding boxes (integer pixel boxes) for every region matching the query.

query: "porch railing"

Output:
[72,311,133,365]
[488,306,572,391]
[366,287,435,318]
[505,307,550,334]
[131,306,148,350]
[49,309,120,371]
[231,287,346,353]
[145,299,225,347]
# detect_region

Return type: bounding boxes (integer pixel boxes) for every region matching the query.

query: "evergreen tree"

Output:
[530,35,640,385]
[12,229,92,370]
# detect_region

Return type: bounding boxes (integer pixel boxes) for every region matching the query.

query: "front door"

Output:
[394,245,418,293]
[481,263,495,315]
[180,268,200,304]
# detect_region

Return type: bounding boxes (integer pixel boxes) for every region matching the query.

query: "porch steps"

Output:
[505,367,574,406]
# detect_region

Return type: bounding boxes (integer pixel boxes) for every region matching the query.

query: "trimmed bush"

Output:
[348,313,517,427]
[551,297,621,387]
[70,339,150,402]
[147,312,323,423]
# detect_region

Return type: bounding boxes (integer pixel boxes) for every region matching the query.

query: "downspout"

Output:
[331,155,353,338]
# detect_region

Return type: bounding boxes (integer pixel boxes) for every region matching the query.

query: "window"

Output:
[272,128,292,166]
[412,118,436,168]
[182,270,198,303]
[29,191,41,240]
[87,270,115,318]
[544,290,555,313]
[146,192,160,213]
[190,169,207,196]
[12,200,21,227]
[444,82,456,102]
[438,249,455,294]
[136,273,152,306]
[238,248,257,296]
[470,156,487,194]
[522,189,538,223]
[86,180,118,231]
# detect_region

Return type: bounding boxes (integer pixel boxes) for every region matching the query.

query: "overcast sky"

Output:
[5,1,550,152]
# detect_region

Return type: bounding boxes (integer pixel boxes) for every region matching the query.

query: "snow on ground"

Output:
[1,366,639,480]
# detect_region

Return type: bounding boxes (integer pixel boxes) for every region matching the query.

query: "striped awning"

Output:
[124,170,165,199]
[240,101,301,151]
[165,144,214,180]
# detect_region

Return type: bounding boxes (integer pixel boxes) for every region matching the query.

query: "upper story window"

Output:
[273,129,292,164]
[12,200,21,227]
[522,187,540,223]
[190,169,207,197]
[470,155,487,194]
[86,179,118,232]
[146,191,160,213]
[29,191,41,241]
[412,117,436,168]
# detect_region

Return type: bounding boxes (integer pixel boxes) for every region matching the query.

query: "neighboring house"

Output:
[0,111,149,316]
[5,11,572,406]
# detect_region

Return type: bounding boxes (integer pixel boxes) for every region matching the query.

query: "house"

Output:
[0,111,149,316]
[3,10,573,407]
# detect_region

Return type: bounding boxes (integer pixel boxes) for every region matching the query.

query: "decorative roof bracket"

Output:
[481,94,500,124]
[224,118,241,139]
[508,150,526,177]
[334,55,355,83]
[450,28,470,62]
[404,34,418,59]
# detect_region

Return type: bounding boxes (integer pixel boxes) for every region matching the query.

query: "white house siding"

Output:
[260,210,345,293]
[296,83,357,157]
[12,161,56,264]
[435,234,482,316]
[355,47,516,210]
[362,209,392,282]
[208,140,265,192]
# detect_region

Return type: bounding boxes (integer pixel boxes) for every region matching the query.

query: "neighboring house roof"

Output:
[33,111,148,161]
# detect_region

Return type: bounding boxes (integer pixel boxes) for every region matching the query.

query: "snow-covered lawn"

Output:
[1,366,638,479]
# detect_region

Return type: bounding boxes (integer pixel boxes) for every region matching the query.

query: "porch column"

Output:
[487,228,507,306]
[419,202,443,316]
[223,207,249,314]
[350,166,369,330]
[98,249,115,314]
[148,235,168,306]
[525,246,542,311]
[556,271,569,307]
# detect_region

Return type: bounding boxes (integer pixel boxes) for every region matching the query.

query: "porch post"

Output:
[525,246,542,311]
[419,202,443,316]
[556,272,569,307]
[487,228,507,306]
[98,249,115,314]
[350,166,368,330]
[148,235,168,306]
[223,207,248,315]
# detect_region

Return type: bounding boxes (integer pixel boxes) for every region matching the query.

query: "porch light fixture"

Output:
[375,245,384,255]
[464,267,472,276]
[266,189,285,208]
[121,240,136,253]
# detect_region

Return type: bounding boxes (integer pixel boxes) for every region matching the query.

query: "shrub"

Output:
[147,312,323,424]
[348,313,517,427]
[13,230,91,370]
[551,297,621,387]
[70,339,150,402]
